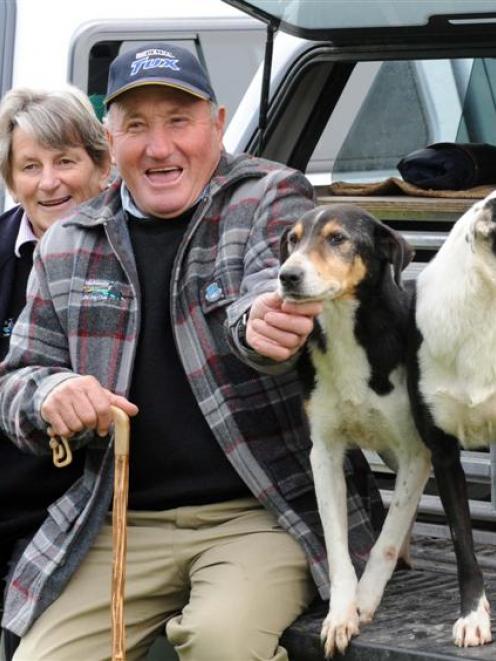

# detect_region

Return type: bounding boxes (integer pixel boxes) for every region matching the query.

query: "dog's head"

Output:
[461,190,496,259]
[278,204,414,302]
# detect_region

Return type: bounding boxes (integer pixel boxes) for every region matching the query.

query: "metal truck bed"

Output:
[283,536,496,660]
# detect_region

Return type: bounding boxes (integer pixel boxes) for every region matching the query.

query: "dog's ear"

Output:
[279,226,291,264]
[375,222,415,286]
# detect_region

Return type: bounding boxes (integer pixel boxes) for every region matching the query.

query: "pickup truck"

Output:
[219,1,496,659]
[2,1,496,659]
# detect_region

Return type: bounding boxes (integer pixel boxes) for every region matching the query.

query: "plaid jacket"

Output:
[0,152,378,635]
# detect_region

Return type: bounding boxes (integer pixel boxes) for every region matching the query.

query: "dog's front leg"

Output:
[310,440,359,657]
[430,435,492,647]
[356,444,431,623]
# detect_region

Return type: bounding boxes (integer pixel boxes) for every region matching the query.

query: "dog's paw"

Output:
[320,606,360,658]
[357,574,384,624]
[356,591,376,624]
[357,605,375,625]
[453,595,492,647]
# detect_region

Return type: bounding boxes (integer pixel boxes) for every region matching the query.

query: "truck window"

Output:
[314,57,496,184]
[456,58,496,143]
[332,61,432,179]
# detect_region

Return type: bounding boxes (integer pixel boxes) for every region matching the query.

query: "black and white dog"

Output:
[408,192,496,648]
[279,204,432,657]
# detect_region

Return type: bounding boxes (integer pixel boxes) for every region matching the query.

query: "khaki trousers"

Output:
[14,498,315,661]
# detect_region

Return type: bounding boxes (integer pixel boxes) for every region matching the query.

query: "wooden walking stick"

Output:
[110,405,131,661]
[50,406,131,660]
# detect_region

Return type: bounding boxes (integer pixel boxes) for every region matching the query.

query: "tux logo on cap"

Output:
[130,49,181,76]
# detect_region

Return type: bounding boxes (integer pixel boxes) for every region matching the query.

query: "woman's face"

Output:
[9,127,109,237]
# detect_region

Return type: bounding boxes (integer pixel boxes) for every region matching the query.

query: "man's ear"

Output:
[215,105,226,141]
[104,123,117,165]
[375,222,414,286]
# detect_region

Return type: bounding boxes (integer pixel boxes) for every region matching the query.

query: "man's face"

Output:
[106,87,225,218]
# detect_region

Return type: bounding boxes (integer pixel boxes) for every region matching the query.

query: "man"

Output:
[0,43,380,660]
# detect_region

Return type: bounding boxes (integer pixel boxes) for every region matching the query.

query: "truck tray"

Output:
[282,536,496,661]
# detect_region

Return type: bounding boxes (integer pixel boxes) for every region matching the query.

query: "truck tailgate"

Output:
[283,535,496,660]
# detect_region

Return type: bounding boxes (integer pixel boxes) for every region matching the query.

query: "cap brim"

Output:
[104,79,211,106]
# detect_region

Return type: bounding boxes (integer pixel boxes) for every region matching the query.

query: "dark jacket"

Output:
[0,205,84,591]
[0,206,23,328]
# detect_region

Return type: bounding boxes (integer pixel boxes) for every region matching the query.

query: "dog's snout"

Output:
[279,266,304,289]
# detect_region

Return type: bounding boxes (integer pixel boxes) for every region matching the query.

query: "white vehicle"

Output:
[0,0,265,209]
[2,1,496,658]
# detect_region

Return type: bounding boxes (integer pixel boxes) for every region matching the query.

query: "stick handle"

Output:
[111,406,130,661]
[50,405,130,467]
[112,406,130,457]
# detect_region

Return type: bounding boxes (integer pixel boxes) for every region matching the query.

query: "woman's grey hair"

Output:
[0,85,109,188]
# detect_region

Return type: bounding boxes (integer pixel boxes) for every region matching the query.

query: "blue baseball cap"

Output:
[104,42,217,107]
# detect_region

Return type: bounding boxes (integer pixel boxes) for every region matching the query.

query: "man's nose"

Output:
[145,127,174,159]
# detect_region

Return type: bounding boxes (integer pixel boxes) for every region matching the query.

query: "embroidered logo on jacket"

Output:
[81,280,123,302]
[205,282,224,303]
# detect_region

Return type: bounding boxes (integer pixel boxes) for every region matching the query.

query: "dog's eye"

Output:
[288,233,299,247]
[328,233,346,246]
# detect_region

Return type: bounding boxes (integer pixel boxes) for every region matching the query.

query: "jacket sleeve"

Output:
[0,246,91,455]
[225,165,315,374]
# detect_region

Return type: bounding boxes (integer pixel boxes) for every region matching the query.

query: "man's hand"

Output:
[246,292,323,362]
[41,375,139,438]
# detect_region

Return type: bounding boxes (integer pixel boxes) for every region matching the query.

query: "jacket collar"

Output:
[60,179,122,229]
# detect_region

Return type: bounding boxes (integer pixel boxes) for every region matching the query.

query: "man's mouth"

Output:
[146,166,182,183]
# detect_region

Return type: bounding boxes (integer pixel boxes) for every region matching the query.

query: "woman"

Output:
[0,86,110,659]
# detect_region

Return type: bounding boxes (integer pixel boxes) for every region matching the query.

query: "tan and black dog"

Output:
[278,204,431,657]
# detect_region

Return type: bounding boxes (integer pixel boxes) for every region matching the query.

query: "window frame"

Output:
[67,17,266,122]
[0,0,16,208]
